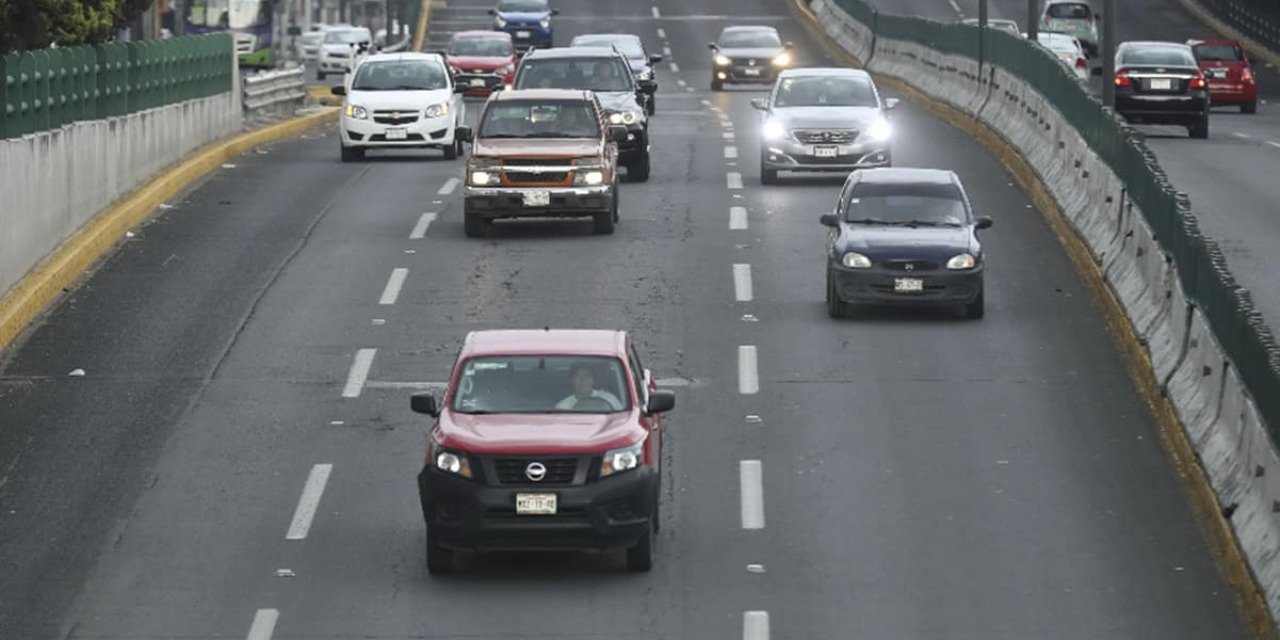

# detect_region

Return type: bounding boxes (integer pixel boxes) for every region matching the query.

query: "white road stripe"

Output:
[723,131,735,140]
[725,145,738,158]
[670,62,680,72]
[947,0,962,14]
[342,348,377,398]
[379,268,409,305]
[727,172,743,189]
[438,177,460,195]
[1231,131,1251,139]
[729,206,748,229]
[657,27,666,38]
[410,212,437,239]
[246,609,280,640]
[744,611,769,640]
[1266,140,1280,149]
[733,264,753,301]
[738,345,758,394]
[651,6,661,18]
[677,78,688,87]
[286,464,333,540]
[740,461,765,529]
[663,45,673,56]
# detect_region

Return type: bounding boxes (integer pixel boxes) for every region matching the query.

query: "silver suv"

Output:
[1039,0,1100,57]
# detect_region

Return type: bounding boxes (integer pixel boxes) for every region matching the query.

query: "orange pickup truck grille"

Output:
[500,158,578,187]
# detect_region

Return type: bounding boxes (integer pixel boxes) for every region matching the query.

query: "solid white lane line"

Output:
[727,172,743,189]
[725,145,738,159]
[733,264,753,302]
[738,345,759,394]
[379,268,409,305]
[670,62,680,72]
[740,461,765,529]
[246,609,279,640]
[729,206,748,229]
[744,611,770,640]
[1266,140,1280,149]
[410,212,437,239]
[342,349,377,398]
[947,0,962,14]
[1231,131,1251,139]
[657,27,666,38]
[286,464,333,540]
[663,45,673,56]
[438,177,460,195]
[652,6,661,17]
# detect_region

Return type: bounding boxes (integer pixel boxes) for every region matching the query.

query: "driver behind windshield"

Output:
[556,364,624,411]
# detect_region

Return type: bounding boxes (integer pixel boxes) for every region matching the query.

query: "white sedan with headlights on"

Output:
[750,68,896,184]
[331,52,468,162]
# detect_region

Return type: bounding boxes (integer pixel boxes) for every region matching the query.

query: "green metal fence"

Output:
[1,34,234,139]
[827,0,1280,444]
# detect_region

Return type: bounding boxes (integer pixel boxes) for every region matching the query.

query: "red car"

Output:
[1187,38,1258,113]
[445,31,518,97]
[412,329,676,573]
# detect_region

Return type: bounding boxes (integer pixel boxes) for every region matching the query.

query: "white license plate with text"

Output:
[744,67,762,76]
[894,278,924,293]
[1148,78,1173,90]
[522,191,551,207]
[470,78,486,87]
[516,493,557,515]
[385,127,408,140]
[814,146,838,158]
[516,30,531,39]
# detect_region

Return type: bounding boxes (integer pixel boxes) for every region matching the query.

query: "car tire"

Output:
[1243,100,1258,114]
[761,156,778,184]
[340,144,364,162]
[628,152,651,182]
[464,214,490,238]
[826,270,849,319]
[1189,116,1209,139]
[711,78,723,91]
[443,139,458,160]
[425,529,454,574]
[963,290,985,319]
[647,95,656,115]
[626,528,653,572]
[593,208,616,235]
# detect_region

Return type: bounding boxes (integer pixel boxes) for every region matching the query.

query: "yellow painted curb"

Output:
[0,107,340,354]
[412,0,434,53]
[1171,0,1280,72]
[308,84,342,107]
[788,1,1279,638]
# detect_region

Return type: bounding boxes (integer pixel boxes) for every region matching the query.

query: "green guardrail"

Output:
[0,33,234,140]
[830,0,1280,444]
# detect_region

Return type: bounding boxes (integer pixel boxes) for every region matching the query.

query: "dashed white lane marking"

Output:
[685,86,694,92]
[730,206,748,229]
[663,45,673,56]
[740,461,765,529]
[723,131,735,141]
[670,62,680,72]
[286,464,334,540]
[701,99,712,106]
[744,611,770,640]
[727,172,743,189]
[725,145,737,158]
[677,78,688,87]
[1266,140,1280,149]
[342,348,377,398]
[651,6,661,17]
[733,264,753,302]
[246,609,280,640]
[410,212,437,239]
[438,177,460,195]
[738,345,759,394]
[657,27,666,38]
[1231,131,1251,139]
[947,0,962,15]
[379,268,409,305]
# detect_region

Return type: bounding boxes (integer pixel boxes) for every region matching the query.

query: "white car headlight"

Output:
[715,54,731,66]
[842,252,872,268]
[432,445,473,478]
[344,104,368,119]
[947,253,977,269]
[575,169,606,185]
[867,117,891,142]
[495,16,507,27]
[608,110,639,125]
[425,101,451,118]
[540,16,551,28]
[600,442,644,477]
[762,119,787,141]
[469,169,499,186]
[772,51,792,66]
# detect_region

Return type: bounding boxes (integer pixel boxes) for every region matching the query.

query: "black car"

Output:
[820,168,993,319]
[708,26,793,91]
[1100,41,1210,138]
[569,33,663,114]
[512,46,655,180]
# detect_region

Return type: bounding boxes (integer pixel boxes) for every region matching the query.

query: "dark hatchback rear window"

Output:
[842,181,969,226]
[1046,3,1091,18]
[1193,44,1244,62]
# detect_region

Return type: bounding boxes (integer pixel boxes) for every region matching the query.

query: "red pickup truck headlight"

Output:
[601,442,644,477]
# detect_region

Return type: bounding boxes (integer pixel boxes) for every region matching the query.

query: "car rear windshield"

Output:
[773,76,877,108]
[573,36,645,59]
[450,355,631,414]
[719,30,782,48]
[514,57,632,92]
[1121,46,1196,66]
[479,100,600,138]
[497,0,548,12]
[1193,44,1243,62]
[351,60,448,91]
[325,28,370,44]
[450,36,512,57]
[842,182,969,226]
[1046,3,1091,19]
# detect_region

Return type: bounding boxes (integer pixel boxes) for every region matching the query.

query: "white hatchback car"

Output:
[317,26,372,80]
[1034,31,1090,81]
[333,53,468,161]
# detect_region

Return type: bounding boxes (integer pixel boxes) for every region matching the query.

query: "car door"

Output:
[627,340,660,471]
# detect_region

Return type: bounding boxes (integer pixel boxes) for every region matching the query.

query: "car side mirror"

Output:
[487,7,496,14]
[608,124,628,143]
[750,98,768,110]
[551,8,560,15]
[819,213,840,227]
[708,42,718,50]
[884,97,899,110]
[638,78,657,93]
[645,389,676,415]
[330,85,346,96]
[975,216,994,229]
[411,392,439,417]
[1091,66,1103,76]
[456,126,473,143]
[649,53,664,63]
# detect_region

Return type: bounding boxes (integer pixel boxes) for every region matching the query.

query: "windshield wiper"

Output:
[846,217,889,225]
[886,219,957,227]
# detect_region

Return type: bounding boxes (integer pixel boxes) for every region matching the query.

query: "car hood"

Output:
[767,106,883,130]
[840,225,974,260]
[472,137,603,158]
[448,55,513,69]
[438,411,640,454]
[498,11,551,22]
[596,91,644,114]
[347,88,452,110]
[321,43,360,53]
[718,46,784,59]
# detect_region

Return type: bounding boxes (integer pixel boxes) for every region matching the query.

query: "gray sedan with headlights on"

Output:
[751,68,897,184]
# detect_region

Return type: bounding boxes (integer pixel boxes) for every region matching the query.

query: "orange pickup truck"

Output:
[456,89,627,237]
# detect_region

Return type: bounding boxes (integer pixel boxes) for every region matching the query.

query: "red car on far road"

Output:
[412,329,676,574]
[1188,38,1258,113]
[446,31,518,96]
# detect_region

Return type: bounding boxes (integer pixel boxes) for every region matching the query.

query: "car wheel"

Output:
[464,214,490,238]
[626,528,653,572]
[826,270,849,319]
[425,529,454,574]
[340,144,363,162]
[443,139,458,160]
[1243,100,1258,114]
[647,95,656,115]
[593,208,616,234]
[628,152,651,182]
[761,158,778,185]
[711,78,723,91]
[1189,116,1209,139]
[962,289,985,319]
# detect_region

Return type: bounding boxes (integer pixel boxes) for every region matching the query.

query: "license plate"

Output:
[516,30,531,38]
[385,127,408,140]
[516,493,557,515]
[1209,69,1227,78]
[894,277,924,293]
[522,191,551,207]
[470,78,486,87]
[744,67,762,76]
[814,145,838,158]
[1149,78,1172,90]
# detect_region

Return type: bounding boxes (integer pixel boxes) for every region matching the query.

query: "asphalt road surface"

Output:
[0,0,1251,638]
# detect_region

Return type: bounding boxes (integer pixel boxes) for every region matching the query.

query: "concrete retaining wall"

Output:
[0,91,243,302]
[809,0,1280,624]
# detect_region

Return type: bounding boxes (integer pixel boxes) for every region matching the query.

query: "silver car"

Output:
[751,68,897,184]
[1039,0,1099,57]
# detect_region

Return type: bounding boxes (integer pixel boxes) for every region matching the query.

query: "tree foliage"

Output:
[0,0,157,52]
